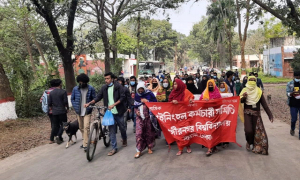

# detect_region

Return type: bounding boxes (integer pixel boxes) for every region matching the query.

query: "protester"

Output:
[148,78,161,95]
[85,72,127,156]
[219,82,231,93]
[41,79,59,144]
[235,77,242,96]
[167,75,173,87]
[48,79,69,145]
[196,73,201,83]
[242,76,248,89]
[71,74,96,151]
[134,83,157,158]
[197,75,209,94]
[129,76,138,133]
[169,79,194,156]
[186,76,198,94]
[234,69,239,78]
[225,71,236,96]
[286,71,300,138]
[254,73,264,90]
[156,78,172,102]
[117,77,132,131]
[200,79,222,156]
[240,76,273,155]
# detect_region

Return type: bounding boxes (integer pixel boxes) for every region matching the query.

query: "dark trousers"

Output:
[50,114,67,141]
[49,114,54,140]
[291,107,300,134]
[130,106,136,128]
[244,114,258,145]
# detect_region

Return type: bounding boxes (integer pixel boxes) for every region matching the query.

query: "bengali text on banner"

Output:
[145,97,241,149]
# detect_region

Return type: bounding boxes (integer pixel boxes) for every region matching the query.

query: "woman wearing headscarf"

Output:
[169,79,194,156]
[240,76,273,155]
[134,83,158,158]
[167,75,173,87]
[242,76,248,89]
[196,73,201,83]
[147,78,161,96]
[156,78,172,102]
[199,79,222,156]
[186,76,198,94]
[219,82,231,94]
[197,75,209,94]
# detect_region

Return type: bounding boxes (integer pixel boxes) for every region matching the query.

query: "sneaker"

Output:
[80,145,84,149]
[133,128,136,133]
[83,147,87,152]
[56,136,62,145]
[290,130,295,136]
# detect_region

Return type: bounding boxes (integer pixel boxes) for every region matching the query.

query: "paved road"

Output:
[1,112,300,180]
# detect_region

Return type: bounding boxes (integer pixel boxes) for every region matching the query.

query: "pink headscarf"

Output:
[200,80,222,100]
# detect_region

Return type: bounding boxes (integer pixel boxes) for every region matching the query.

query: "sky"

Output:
[153,0,268,36]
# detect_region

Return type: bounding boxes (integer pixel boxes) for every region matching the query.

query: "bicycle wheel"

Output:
[101,125,111,147]
[86,123,98,161]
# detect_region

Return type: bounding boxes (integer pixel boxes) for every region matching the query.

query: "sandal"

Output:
[148,149,153,154]
[222,143,229,148]
[107,149,117,156]
[246,142,251,151]
[186,146,192,154]
[176,151,183,156]
[206,150,213,157]
[135,152,141,158]
[212,147,219,153]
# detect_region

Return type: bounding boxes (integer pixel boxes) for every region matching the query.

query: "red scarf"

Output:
[169,79,186,102]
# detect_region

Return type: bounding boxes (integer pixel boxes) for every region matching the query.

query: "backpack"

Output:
[41,91,49,113]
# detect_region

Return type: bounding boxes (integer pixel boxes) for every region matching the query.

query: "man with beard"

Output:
[71,74,96,151]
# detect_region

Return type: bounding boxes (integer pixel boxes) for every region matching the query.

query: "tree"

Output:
[206,0,236,68]
[30,0,79,93]
[80,0,186,73]
[252,0,300,36]
[189,16,217,66]
[263,17,289,38]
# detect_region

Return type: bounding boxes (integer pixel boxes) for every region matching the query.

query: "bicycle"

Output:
[86,106,110,161]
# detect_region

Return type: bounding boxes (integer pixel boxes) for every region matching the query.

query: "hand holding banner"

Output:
[145,97,240,149]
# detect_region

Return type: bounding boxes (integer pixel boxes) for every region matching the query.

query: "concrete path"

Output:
[0,112,300,180]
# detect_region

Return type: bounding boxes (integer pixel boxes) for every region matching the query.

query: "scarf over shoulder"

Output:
[239,76,262,105]
[134,83,157,108]
[200,79,222,100]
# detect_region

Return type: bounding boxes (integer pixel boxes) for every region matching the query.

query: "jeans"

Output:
[51,113,67,141]
[290,107,300,134]
[130,106,136,128]
[109,113,127,150]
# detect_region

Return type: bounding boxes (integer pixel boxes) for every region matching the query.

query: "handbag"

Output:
[102,110,114,126]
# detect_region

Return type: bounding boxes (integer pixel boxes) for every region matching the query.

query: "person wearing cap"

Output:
[286,71,300,138]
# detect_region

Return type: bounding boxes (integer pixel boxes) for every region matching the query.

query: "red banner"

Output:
[145,97,240,149]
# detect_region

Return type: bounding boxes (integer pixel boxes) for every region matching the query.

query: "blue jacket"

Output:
[71,85,96,115]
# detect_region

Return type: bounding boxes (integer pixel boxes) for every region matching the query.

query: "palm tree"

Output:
[206,0,237,69]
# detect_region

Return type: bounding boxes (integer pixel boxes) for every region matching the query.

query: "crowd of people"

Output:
[41,68,300,158]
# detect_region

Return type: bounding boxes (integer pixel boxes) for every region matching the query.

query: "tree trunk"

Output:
[0,63,14,101]
[62,52,76,94]
[174,43,178,71]
[136,13,141,76]
[241,43,246,69]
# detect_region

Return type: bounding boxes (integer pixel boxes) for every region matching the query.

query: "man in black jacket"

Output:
[254,73,264,90]
[85,72,127,156]
[48,79,69,145]
[117,77,132,131]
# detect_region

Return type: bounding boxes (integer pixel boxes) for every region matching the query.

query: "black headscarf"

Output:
[186,76,198,94]
[198,75,208,94]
